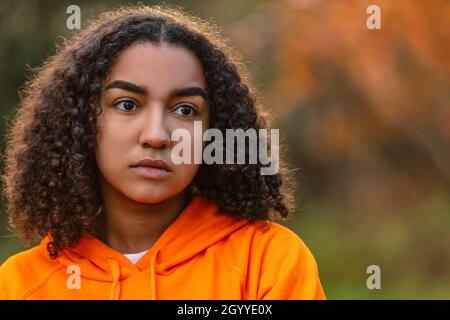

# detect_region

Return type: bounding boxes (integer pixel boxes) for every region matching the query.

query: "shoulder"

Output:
[252,221,320,275]
[231,220,315,257]
[255,221,317,266]
[0,243,61,299]
[214,219,325,297]
[216,219,319,271]
[228,221,325,299]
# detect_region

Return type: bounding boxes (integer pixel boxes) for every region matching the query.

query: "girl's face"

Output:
[96,42,209,203]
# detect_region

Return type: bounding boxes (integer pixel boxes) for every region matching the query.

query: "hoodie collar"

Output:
[40,195,250,298]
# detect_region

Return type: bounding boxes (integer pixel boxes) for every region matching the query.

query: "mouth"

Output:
[130,158,172,179]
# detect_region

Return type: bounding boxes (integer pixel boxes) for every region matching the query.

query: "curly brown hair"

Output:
[1,5,296,253]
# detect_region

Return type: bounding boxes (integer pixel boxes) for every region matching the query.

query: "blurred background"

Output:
[0,0,449,299]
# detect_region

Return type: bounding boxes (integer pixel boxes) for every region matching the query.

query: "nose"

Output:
[138,103,171,149]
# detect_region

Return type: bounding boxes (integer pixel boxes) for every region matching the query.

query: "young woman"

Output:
[0,5,325,300]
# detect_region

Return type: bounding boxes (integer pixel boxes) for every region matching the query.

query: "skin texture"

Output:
[95,42,209,253]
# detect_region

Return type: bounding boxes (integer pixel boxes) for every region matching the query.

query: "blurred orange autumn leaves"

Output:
[265,0,450,208]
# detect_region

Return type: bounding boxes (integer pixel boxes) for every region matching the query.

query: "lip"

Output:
[131,158,171,170]
[130,158,171,179]
[130,166,171,179]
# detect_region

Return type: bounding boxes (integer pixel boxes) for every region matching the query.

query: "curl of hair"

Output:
[1,5,296,253]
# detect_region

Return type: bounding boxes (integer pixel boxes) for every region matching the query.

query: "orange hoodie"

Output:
[0,195,325,300]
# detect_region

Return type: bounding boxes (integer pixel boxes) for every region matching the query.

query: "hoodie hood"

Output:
[40,195,250,299]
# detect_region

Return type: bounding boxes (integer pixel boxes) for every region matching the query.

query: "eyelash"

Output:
[113,100,198,117]
[114,100,138,112]
[173,104,198,117]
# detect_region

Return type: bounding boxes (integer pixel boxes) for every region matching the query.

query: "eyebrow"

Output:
[172,86,207,99]
[104,80,207,99]
[104,80,147,95]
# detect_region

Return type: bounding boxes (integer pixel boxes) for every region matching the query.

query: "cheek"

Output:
[95,117,131,171]
[176,163,200,180]
[169,163,200,194]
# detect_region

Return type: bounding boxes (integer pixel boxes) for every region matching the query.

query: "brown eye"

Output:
[174,104,197,117]
[114,100,137,111]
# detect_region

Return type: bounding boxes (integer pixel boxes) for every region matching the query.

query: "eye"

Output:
[173,104,197,117]
[114,100,138,112]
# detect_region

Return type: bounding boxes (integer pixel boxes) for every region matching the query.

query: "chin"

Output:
[130,185,189,203]
[127,191,173,204]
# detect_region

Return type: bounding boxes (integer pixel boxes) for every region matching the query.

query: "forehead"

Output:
[104,42,205,91]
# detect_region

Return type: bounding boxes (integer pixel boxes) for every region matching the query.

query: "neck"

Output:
[96,178,190,254]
